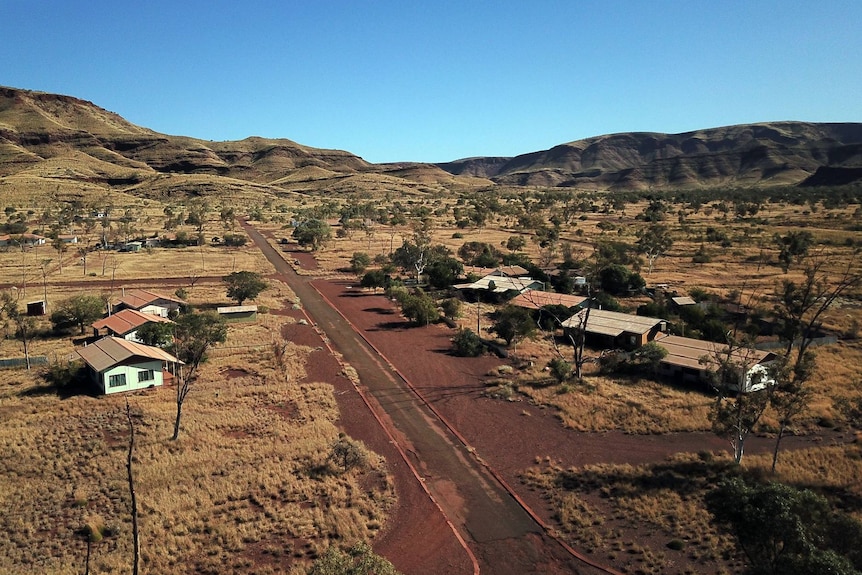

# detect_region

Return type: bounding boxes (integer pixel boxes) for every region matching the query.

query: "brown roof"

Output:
[509,291,589,310]
[462,265,529,278]
[77,337,182,373]
[92,309,173,336]
[655,334,775,371]
[562,309,664,337]
[116,289,185,310]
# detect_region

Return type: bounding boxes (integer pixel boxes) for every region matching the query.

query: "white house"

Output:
[76,337,183,395]
[112,289,185,318]
[91,308,173,343]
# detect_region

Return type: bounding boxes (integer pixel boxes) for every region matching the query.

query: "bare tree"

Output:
[125,400,140,575]
[703,288,770,464]
[769,256,861,471]
[2,291,35,370]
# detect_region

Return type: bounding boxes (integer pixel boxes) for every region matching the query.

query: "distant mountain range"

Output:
[437,123,862,189]
[2,86,861,200]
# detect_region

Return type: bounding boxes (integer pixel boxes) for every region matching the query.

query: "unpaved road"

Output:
[241,221,601,575]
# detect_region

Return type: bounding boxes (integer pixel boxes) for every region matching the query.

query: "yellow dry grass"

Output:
[0,302,394,575]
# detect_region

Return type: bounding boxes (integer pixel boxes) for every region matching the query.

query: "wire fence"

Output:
[0,356,48,369]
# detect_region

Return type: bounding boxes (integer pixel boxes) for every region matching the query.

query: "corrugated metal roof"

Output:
[462,265,529,278]
[116,289,185,310]
[561,309,664,336]
[510,291,589,310]
[455,275,544,294]
[92,309,173,335]
[671,296,697,306]
[77,337,182,373]
[655,334,774,370]
[217,305,258,314]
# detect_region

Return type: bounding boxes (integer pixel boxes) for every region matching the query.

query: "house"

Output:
[76,337,183,395]
[654,334,778,392]
[57,234,79,244]
[562,308,666,350]
[217,305,258,322]
[91,308,174,342]
[671,296,697,308]
[112,289,185,318]
[454,274,545,300]
[509,291,589,311]
[461,265,529,279]
[0,233,46,247]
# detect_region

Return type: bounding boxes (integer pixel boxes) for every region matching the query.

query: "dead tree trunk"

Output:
[125,400,140,575]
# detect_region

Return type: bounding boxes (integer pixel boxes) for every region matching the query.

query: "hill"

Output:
[0,86,478,203]
[438,123,862,189]
[2,86,861,203]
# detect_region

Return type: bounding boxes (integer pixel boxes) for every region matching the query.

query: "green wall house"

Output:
[76,337,183,395]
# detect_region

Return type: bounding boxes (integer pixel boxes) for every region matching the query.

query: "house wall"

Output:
[139,304,170,318]
[98,359,165,395]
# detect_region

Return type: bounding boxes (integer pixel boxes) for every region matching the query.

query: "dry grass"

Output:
[523,441,862,575]
[0,305,394,575]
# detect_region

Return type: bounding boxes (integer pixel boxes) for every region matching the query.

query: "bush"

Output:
[441,298,461,320]
[328,433,368,473]
[222,233,247,247]
[452,328,484,357]
[666,539,686,551]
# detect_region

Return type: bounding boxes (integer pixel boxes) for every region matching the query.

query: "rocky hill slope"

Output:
[0,86,477,201]
[438,123,862,189]
[2,86,861,201]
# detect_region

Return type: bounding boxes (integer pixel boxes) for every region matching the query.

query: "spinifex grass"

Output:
[0,310,394,575]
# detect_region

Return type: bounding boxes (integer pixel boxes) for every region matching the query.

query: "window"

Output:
[108,373,126,388]
[138,369,155,383]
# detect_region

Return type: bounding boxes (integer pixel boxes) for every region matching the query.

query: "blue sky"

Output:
[3,1,861,163]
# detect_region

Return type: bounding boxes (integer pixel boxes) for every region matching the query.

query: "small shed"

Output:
[27,300,46,316]
[217,305,258,322]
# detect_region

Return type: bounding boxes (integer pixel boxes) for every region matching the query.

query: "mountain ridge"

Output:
[2,86,861,197]
[436,122,862,189]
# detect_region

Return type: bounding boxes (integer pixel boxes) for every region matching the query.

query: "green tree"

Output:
[360,270,392,291]
[707,477,862,575]
[424,256,463,289]
[51,294,106,334]
[774,231,814,273]
[396,289,438,326]
[293,218,332,251]
[548,357,572,384]
[632,341,668,375]
[349,252,371,274]
[134,322,174,347]
[170,311,228,440]
[440,298,461,320]
[636,224,673,275]
[490,305,536,348]
[451,327,484,357]
[223,271,268,305]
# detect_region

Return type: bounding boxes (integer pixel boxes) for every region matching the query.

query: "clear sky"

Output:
[3,1,861,163]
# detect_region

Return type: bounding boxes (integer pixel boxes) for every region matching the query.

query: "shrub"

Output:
[328,433,368,473]
[667,539,686,551]
[452,328,484,357]
[441,298,461,320]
